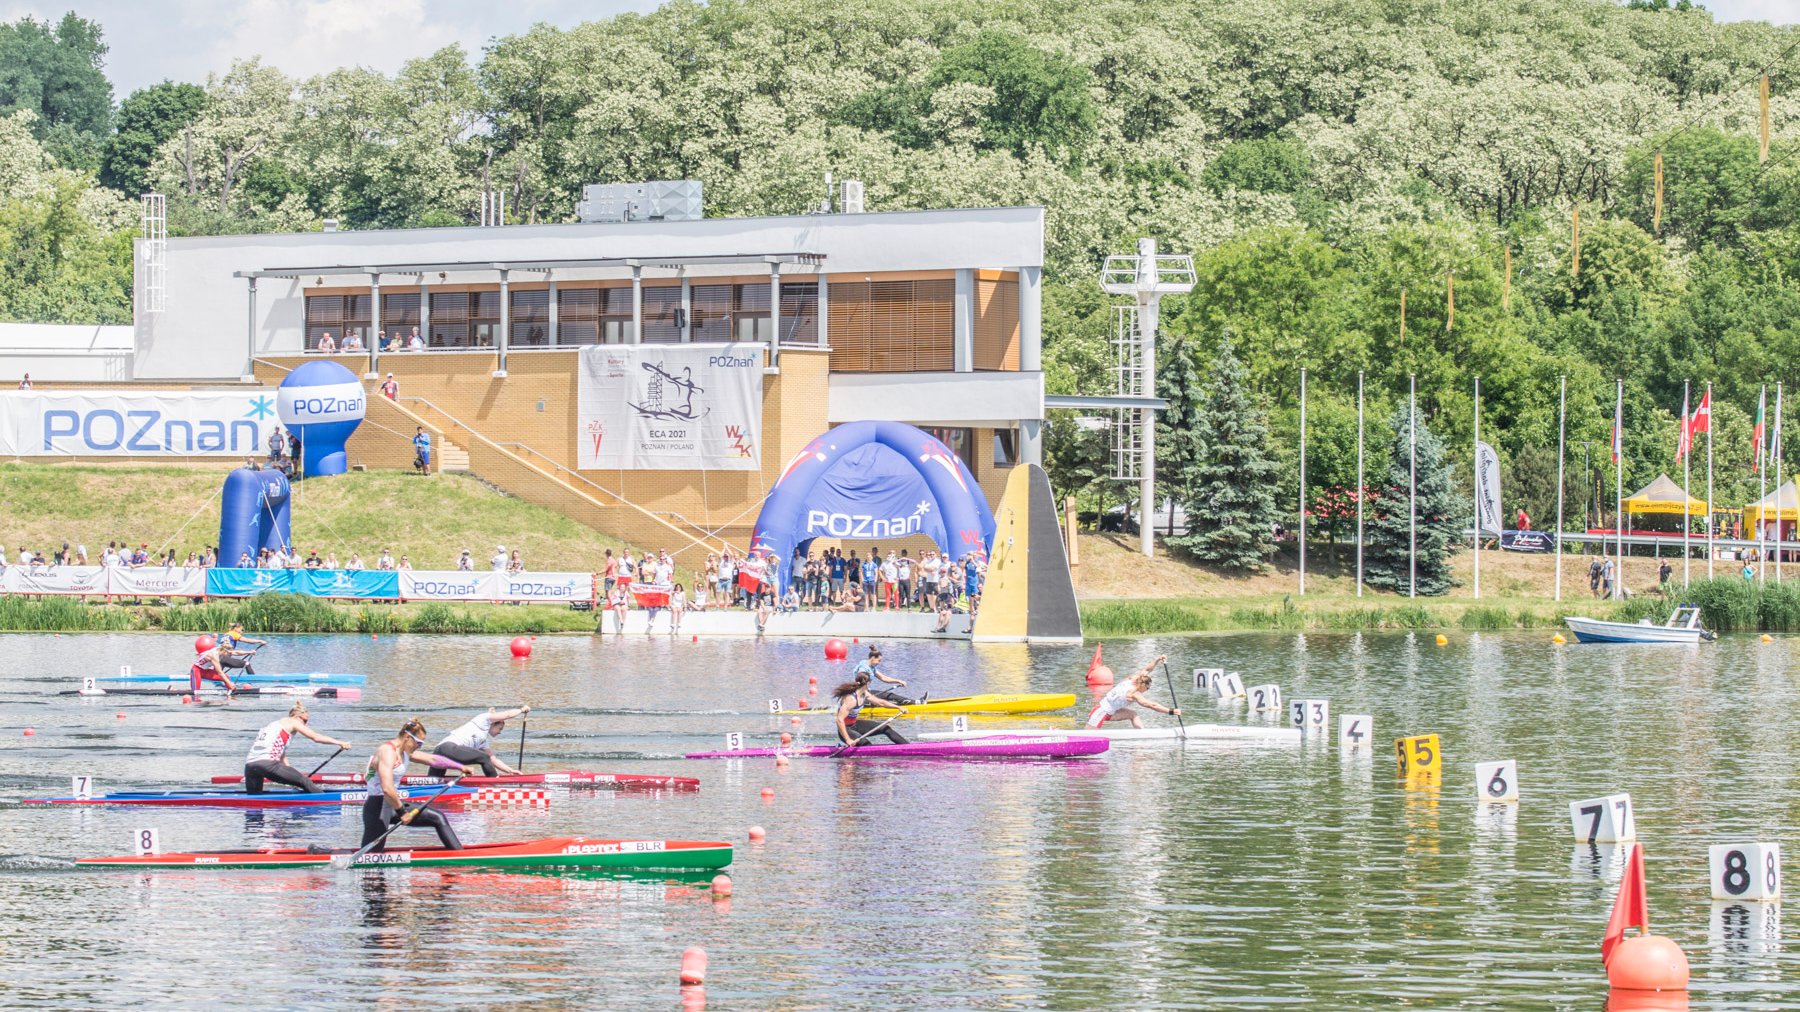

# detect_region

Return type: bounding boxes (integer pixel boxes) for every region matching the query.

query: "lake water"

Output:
[0,629,1796,1009]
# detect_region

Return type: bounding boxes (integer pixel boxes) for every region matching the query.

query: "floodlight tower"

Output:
[1100,238,1195,558]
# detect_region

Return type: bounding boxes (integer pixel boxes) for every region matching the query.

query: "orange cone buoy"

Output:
[1085,643,1114,687]
[1553,634,1566,645]
[711,874,732,896]
[1604,843,1689,993]
[748,825,766,842]
[679,946,708,985]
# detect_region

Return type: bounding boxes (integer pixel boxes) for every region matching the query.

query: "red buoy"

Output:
[748,825,766,842]
[1085,644,1114,686]
[194,635,216,653]
[509,636,532,658]
[824,639,848,661]
[760,788,774,800]
[711,874,732,897]
[22,727,34,736]
[679,946,708,985]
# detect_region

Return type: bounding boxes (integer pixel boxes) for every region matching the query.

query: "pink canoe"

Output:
[685,734,1108,760]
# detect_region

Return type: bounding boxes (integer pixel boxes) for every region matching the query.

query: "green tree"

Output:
[1201,138,1311,194]
[0,13,112,170]
[1042,411,1112,521]
[1167,338,1283,571]
[1363,406,1467,596]
[102,81,206,196]
[1155,331,1207,534]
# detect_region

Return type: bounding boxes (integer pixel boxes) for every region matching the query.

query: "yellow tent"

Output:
[1744,480,1800,528]
[1623,474,1706,517]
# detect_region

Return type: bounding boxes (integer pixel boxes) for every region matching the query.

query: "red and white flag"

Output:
[1690,389,1712,438]
[1601,843,1651,966]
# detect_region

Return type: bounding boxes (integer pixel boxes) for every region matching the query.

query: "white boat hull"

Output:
[919,723,1301,743]
[1564,616,1705,644]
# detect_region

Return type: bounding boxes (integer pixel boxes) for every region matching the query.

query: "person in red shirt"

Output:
[380,373,399,399]
[1516,507,1530,531]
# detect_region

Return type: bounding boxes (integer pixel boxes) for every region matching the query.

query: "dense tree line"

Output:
[5,1,1800,553]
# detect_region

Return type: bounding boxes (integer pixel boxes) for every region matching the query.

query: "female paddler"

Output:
[243,701,351,793]
[430,705,530,777]
[360,718,466,852]
[189,640,237,694]
[1086,654,1180,729]
[833,672,910,747]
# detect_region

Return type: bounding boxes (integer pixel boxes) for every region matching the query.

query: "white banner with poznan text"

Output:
[398,571,594,603]
[106,566,207,597]
[0,391,276,457]
[576,343,763,470]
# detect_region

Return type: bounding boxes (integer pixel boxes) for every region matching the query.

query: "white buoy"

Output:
[1211,672,1245,700]
[1192,668,1223,692]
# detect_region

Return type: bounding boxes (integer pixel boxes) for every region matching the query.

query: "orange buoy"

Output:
[1761,634,1774,643]
[371,634,378,640]
[679,946,708,985]
[806,686,817,696]
[711,874,732,896]
[789,716,803,725]
[692,634,698,643]
[774,755,789,768]
[1435,634,1449,646]
[760,788,774,800]
[747,825,766,842]
[824,639,848,661]
[807,676,817,685]
[1085,644,1114,686]
[779,732,792,744]
[181,695,193,704]
[115,712,126,720]
[509,636,532,658]
[22,727,34,736]
[1604,987,1691,1011]
[1607,935,1689,991]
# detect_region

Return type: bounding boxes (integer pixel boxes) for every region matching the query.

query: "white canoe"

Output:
[919,723,1300,743]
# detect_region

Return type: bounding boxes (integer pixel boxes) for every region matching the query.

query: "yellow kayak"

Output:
[776,693,1077,716]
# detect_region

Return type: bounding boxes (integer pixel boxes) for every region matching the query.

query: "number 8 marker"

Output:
[134,828,160,856]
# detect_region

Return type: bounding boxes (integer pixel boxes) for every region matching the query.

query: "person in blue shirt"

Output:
[853,645,924,706]
[217,621,268,674]
[828,549,847,601]
[860,555,878,602]
[412,426,431,475]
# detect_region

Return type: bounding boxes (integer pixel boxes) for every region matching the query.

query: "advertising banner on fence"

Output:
[0,391,277,457]
[399,571,593,603]
[1,565,108,595]
[205,569,296,597]
[108,566,207,598]
[300,569,398,600]
[576,343,763,470]
[1499,530,1558,553]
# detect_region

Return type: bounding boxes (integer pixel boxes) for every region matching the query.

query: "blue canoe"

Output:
[97,672,368,685]
[22,784,473,808]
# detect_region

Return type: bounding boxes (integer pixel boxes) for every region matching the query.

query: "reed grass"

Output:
[1082,596,1587,636]
[0,595,136,631]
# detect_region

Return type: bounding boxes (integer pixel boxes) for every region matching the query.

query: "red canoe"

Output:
[207,770,699,790]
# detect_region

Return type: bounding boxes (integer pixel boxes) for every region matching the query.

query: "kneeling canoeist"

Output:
[834,672,910,747]
[431,705,530,777]
[1086,655,1180,730]
[361,718,465,852]
[853,646,924,706]
[243,702,351,793]
[190,641,237,694]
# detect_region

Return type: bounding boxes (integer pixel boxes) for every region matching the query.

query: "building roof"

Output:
[234,252,827,281]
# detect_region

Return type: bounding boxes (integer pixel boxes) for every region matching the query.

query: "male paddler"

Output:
[361,718,466,852]
[1086,654,1180,729]
[243,701,351,793]
[190,640,237,694]
[217,622,267,674]
[430,705,530,777]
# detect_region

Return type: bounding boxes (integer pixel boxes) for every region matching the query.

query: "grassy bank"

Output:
[0,593,597,635]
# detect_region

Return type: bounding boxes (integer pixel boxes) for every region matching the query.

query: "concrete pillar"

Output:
[769,263,781,369]
[547,273,558,346]
[243,276,257,381]
[419,276,431,350]
[630,264,643,344]
[1018,266,1042,371]
[953,267,974,372]
[495,268,510,377]
[368,273,381,378]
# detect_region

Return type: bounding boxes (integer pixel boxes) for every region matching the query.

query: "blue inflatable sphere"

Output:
[277,360,365,476]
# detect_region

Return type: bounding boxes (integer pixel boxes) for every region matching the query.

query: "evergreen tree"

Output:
[1154,332,1207,535]
[1363,406,1469,595]
[1167,338,1282,571]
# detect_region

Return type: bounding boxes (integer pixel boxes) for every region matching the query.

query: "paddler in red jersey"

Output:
[1085,655,1180,729]
[360,718,466,852]
[189,640,237,694]
[833,672,910,747]
[243,701,351,793]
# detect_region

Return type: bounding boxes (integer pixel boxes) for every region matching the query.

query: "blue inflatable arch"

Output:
[749,420,997,588]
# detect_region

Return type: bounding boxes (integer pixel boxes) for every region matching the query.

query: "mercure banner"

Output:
[0,391,276,457]
[576,344,762,470]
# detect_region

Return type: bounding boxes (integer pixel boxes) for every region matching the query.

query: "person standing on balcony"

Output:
[380,373,398,399]
[343,332,363,351]
[408,329,425,351]
[412,426,431,475]
[317,332,336,354]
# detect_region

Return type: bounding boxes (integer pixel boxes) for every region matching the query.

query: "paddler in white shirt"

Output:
[429,705,530,777]
[1085,655,1180,729]
[243,701,351,793]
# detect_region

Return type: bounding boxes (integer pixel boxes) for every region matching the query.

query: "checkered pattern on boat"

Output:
[467,788,551,806]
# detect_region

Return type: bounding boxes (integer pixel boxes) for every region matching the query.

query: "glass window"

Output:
[305,294,371,350]
[828,278,953,372]
[556,288,600,346]
[922,426,974,474]
[643,286,682,343]
[992,428,1018,467]
[511,289,549,346]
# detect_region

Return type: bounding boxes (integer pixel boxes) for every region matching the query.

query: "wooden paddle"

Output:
[1158,658,1186,738]
[306,746,344,778]
[830,714,901,757]
[332,776,465,870]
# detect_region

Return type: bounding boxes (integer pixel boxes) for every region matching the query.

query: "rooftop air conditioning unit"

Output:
[577,180,705,223]
[841,180,864,214]
[322,218,339,232]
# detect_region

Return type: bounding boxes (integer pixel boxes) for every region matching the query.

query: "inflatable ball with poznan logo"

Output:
[277,360,367,476]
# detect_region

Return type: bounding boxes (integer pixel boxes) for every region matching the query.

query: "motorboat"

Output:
[1564,604,1714,644]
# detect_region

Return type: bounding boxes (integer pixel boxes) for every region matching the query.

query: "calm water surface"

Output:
[0,629,1795,1009]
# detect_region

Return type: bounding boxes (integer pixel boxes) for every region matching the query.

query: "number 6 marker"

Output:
[1475,760,1519,803]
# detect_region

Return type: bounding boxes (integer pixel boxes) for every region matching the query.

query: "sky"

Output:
[0,0,1794,97]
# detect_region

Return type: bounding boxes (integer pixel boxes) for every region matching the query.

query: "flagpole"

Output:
[1473,374,1481,600]
[1555,374,1566,602]
[1682,380,1691,588]
[1759,384,1768,585]
[1616,378,1624,599]
[1778,382,1785,585]
[1707,381,1715,581]
[1299,366,1307,597]
[1356,371,1364,598]
[1410,374,1417,599]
